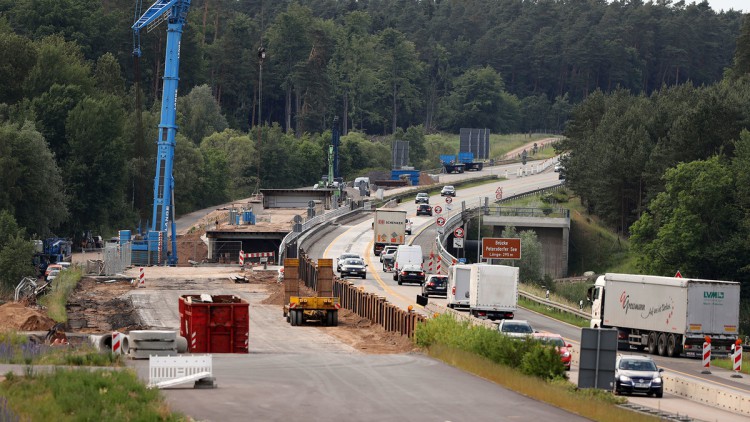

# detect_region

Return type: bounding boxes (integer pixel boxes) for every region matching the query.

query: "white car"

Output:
[497,320,534,339]
[46,269,61,282]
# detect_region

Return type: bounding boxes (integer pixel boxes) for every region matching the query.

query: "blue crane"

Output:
[131,0,193,266]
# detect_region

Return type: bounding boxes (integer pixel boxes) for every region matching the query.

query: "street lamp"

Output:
[257,47,266,127]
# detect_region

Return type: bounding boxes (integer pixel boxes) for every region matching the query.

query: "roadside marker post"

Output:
[138,267,145,288]
[732,339,743,378]
[702,337,712,374]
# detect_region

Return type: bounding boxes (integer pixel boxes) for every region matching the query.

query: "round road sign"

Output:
[445,196,453,204]
[436,216,446,227]
[454,227,465,238]
[434,205,443,214]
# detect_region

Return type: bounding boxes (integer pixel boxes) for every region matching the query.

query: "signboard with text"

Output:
[481,237,521,260]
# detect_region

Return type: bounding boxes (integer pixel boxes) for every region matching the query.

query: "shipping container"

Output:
[179,295,249,353]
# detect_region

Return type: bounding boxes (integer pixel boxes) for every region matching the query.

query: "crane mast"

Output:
[132,0,192,265]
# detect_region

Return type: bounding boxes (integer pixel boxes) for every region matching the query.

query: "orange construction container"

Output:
[179,295,249,353]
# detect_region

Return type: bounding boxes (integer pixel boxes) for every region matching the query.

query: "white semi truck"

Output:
[372,209,407,256]
[588,273,740,358]
[469,264,518,320]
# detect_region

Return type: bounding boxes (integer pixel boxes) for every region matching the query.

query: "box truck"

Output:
[469,264,518,320]
[447,264,472,309]
[588,273,740,358]
[372,209,407,255]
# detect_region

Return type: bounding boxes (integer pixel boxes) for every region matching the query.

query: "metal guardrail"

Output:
[434,182,582,316]
[518,291,590,319]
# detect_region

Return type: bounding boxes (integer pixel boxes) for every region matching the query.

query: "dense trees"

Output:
[0,0,746,269]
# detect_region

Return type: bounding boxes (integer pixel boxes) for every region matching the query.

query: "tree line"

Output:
[0,0,747,292]
[557,15,750,293]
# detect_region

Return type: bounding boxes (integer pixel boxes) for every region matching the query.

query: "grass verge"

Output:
[38,267,82,322]
[0,368,184,421]
[426,343,657,422]
[0,332,123,366]
[711,357,750,375]
[518,296,589,328]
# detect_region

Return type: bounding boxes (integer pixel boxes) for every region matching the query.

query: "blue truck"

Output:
[441,152,484,173]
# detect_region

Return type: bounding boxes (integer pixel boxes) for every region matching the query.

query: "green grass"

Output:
[38,268,82,322]
[1,368,184,421]
[518,296,590,328]
[417,318,659,422]
[711,357,750,375]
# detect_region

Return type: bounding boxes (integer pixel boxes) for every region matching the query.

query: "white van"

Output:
[391,245,423,280]
[447,264,472,309]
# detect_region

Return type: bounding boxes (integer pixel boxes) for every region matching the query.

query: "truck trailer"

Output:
[373,209,407,256]
[588,273,740,358]
[447,264,472,309]
[469,264,518,320]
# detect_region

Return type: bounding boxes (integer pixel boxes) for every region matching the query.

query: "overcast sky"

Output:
[705,0,745,12]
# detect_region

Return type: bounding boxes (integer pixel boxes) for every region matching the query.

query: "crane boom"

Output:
[131,0,192,266]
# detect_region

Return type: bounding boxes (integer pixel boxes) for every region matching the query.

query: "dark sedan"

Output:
[614,354,664,398]
[397,264,425,285]
[339,258,367,279]
[416,204,433,216]
[422,275,448,297]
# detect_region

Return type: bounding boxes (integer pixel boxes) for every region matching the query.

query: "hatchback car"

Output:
[336,253,361,272]
[497,320,534,339]
[380,246,398,263]
[415,192,430,204]
[533,332,573,370]
[397,264,425,285]
[339,258,367,279]
[440,185,456,197]
[422,275,448,297]
[614,354,664,398]
[416,204,433,216]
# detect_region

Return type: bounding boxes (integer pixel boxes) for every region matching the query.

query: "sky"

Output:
[706,0,745,12]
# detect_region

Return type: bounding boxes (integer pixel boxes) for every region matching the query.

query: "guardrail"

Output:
[434,183,580,317]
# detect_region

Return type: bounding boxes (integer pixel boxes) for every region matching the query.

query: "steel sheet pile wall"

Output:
[296,249,424,337]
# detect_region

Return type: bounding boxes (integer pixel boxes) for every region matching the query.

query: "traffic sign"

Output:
[454,227,465,238]
[453,238,464,249]
[436,217,446,227]
[481,237,521,260]
[445,196,453,204]
[495,187,503,200]
[434,205,443,214]
[675,270,682,278]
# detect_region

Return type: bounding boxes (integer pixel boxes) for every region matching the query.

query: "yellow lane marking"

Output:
[323,220,367,259]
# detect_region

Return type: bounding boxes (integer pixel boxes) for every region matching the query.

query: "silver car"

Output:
[497,320,534,339]
[339,258,367,279]
[337,253,361,272]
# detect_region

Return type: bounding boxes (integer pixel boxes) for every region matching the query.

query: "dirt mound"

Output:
[0,302,56,332]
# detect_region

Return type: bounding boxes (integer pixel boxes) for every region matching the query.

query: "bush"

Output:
[416,314,565,381]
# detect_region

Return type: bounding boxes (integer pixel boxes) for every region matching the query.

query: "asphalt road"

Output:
[306,170,750,422]
[125,276,588,422]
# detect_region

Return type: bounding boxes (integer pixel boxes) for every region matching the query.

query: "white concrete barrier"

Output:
[148,354,214,389]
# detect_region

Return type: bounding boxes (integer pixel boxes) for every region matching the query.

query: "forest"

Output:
[0,0,749,292]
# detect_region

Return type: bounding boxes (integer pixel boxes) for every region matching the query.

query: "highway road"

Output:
[306,169,750,422]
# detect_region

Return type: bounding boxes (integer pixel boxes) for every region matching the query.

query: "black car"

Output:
[614,354,664,398]
[397,264,425,285]
[416,204,433,216]
[339,258,367,279]
[422,275,448,297]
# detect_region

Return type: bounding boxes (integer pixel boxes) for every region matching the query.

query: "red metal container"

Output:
[179,295,249,353]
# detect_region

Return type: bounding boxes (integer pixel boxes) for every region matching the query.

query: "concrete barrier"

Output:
[664,374,750,417]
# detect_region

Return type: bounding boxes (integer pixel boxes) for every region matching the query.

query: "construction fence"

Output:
[292,249,425,338]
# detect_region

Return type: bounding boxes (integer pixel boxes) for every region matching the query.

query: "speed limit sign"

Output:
[445,196,453,204]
